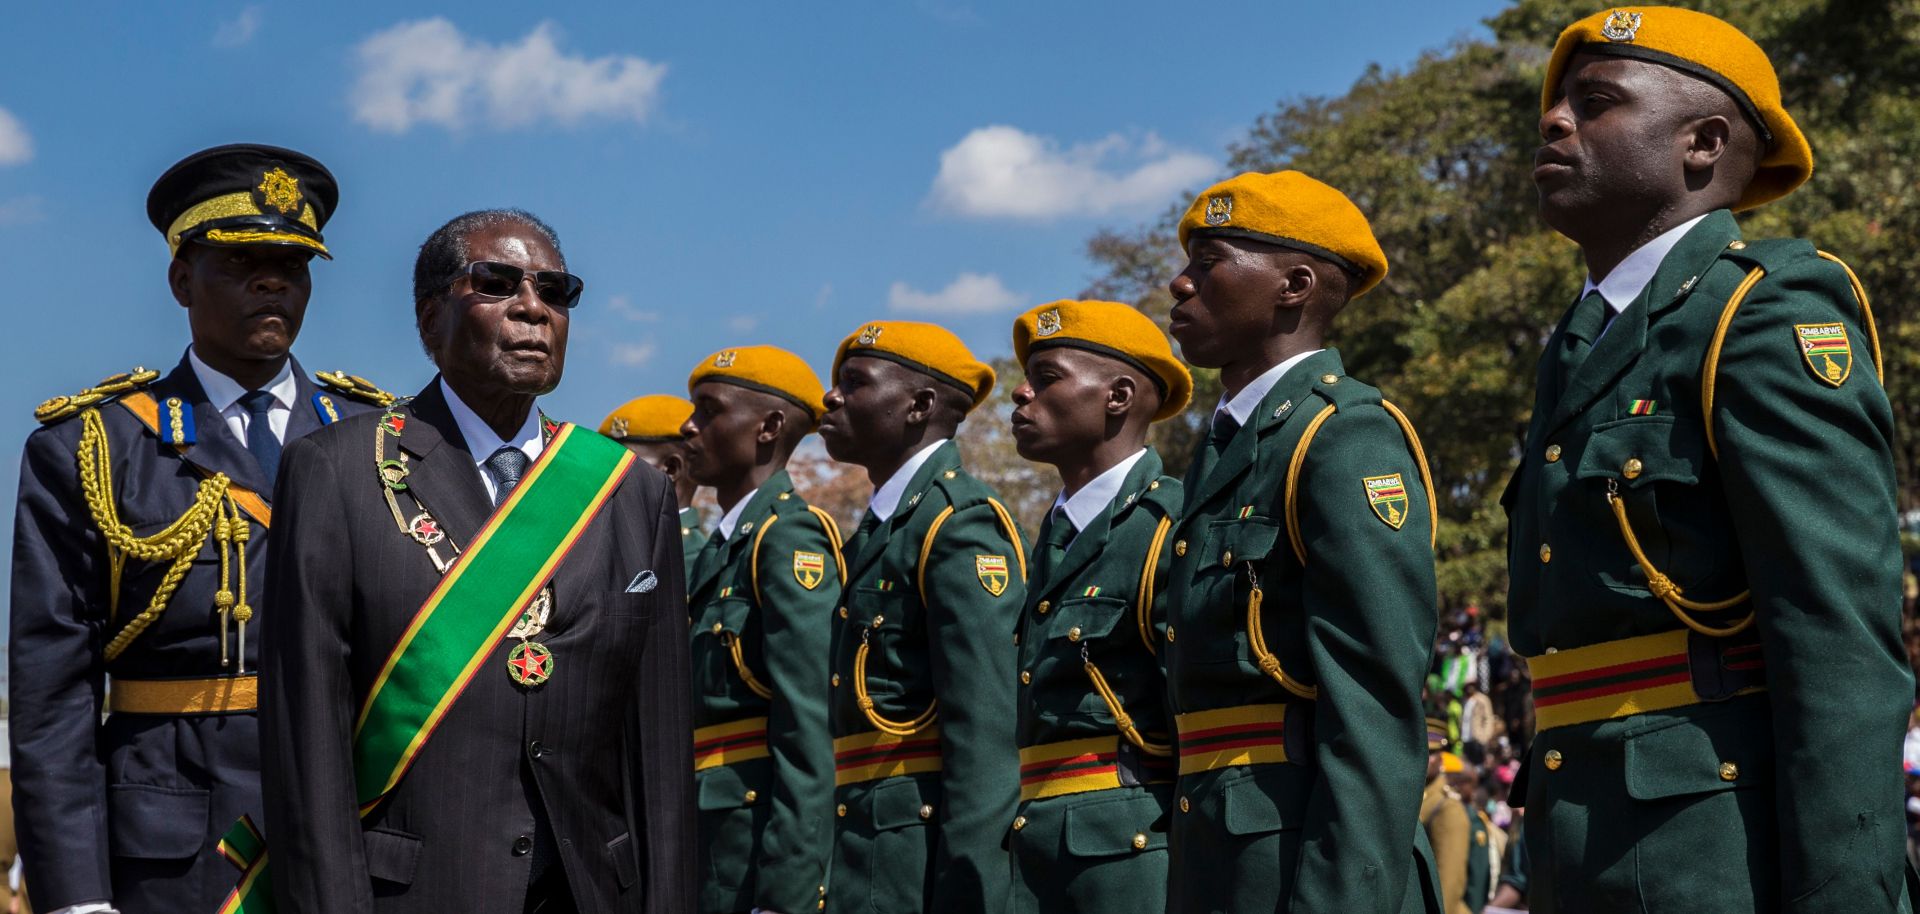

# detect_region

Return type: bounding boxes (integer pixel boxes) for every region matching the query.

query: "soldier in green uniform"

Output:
[1003,299,1193,913]
[816,321,1024,914]
[1160,170,1442,914]
[1508,8,1916,912]
[680,346,843,914]
[602,394,705,574]
[1422,722,1471,914]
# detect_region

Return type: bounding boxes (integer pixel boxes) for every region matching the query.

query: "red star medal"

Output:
[507,641,554,686]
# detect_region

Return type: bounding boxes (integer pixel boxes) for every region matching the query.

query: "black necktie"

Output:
[1038,508,1074,579]
[1193,411,1242,484]
[484,446,531,506]
[1560,290,1610,381]
[691,528,727,585]
[238,390,281,490]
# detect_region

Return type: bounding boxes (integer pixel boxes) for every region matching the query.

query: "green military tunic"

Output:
[688,470,842,914]
[1010,448,1180,914]
[681,504,705,577]
[1164,349,1441,914]
[1464,806,1490,913]
[826,440,1024,914]
[1505,211,1915,912]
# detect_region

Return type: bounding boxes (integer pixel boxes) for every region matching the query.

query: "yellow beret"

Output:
[833,321,996,411]
[1543,7,1810,211]
[1177,171,1389,299]
[1441,752,1466,775]
[1011,300,1193,422]
[599,394,692,442]
[687,345,826,421]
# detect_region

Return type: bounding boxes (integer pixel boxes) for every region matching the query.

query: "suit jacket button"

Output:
[744,789,758,803]
[1179,796,1190,813]
[837,803,848,817]
[711,622,724,635]
[1165,626,1176,642]
[1132,833,1148,850]
[1036,601,1051,614]
[919,804,934,820]
[1623,457,1644,479]
[1012,815,1027,831]
[1020,671,1032,684]
[1539,544,1552,563]
[1174,540,1187,557]
[1719,761,1739,781]
[1067,627,1082,642]
[1544,444,1562,463]
[512,835,533,855]
[528,740,545,759]
[1544,749,1564,771]
[832,673,841,687]
[839,606,849,619]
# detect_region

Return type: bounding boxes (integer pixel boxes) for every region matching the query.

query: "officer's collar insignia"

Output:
[975,554,1010,596]
[1204,195,1233,226]
[609,417,628,438]
[1795,322,1852,387]
[1601,9,1641,42]
[163,395,195,446]
[1036,308,1063,337]
[1363,473,1409,530]
[793,551,826,590]
[255,167,303,216]
[857,324,884,346]
[1273,399,1293,419]
[714,350,738,368]
[312,392,341,424]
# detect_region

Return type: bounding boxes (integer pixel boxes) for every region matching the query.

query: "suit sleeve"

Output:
[8,425,112,909]
[260,434,377,913]
[921,502,1022,914]
[629,474,696,914]
[751,513,839,913]
[1290,407,1438,913]
[1712,252,1912,907]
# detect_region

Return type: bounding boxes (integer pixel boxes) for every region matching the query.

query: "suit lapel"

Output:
[1046,450,1164,594]
[284,356,325,444]
[842,442,954,587]
[154,356,275,498]
[1180,351,1335,530]
[395,379,493,549]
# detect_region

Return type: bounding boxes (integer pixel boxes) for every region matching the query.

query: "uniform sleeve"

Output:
[8,426,112,909]
[920,502,1022,914]
[1711,253,1912,907]
[1425,801,1472,914]
[1289,406,1438,912]
[260,434,377,914]
[630,475,697,914]
[751,512,840,913]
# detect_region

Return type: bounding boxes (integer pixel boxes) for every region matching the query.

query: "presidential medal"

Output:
[510,587,553,640]
[507,640,554,687]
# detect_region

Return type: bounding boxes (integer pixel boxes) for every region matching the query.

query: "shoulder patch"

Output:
[1795,322,1851,387]
[976,554,1009,596]
[792,551,826,590]
[315,370,397,407]
[1363,473,1409,530]
[35,367,160,424]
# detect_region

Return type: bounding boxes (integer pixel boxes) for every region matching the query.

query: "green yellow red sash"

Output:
[219,423,633,913]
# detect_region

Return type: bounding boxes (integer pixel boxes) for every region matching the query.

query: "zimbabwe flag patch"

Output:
[793,551,826,590]
[1795,322,1851,387]
[976,555,1009,596]
[1364,474,1409,530]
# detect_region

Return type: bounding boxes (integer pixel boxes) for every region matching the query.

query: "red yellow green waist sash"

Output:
[1529,628,1766,731]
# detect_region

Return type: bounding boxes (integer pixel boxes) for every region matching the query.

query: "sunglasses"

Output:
[442,260,584,309]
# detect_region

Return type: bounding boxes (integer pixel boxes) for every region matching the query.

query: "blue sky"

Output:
[0,0,1510,597]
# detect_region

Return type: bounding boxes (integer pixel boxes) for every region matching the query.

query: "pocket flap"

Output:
[849,588,910,632]
[1221,769,1305,836]
[1203,519,1282,568]
[608,832,637,890]
[696,764,759,811]
[363,826,422,886]
[1575,416,1703,488]
[872,775,941,831]
[107,784,209,859]
[1063,794,1167,857]
[708,596,753,634]
[1624,704,1772,800]
[1051,596,1129,642]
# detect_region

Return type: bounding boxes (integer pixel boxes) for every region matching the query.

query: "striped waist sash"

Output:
[1530,629,1766,731]
[1174,704,1289,776]
[834,727,943,787]
[1018,735,1174,802]
[694,717,770,772]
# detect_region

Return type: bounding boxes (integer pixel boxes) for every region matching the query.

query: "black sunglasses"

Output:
[441,261,584,309]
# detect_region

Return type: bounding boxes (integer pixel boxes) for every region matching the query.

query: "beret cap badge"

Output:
[1204,195,1233,227]
[1601,9,1642,42]
[857,324,884,346]
[714,350,738,368]
[1035,308,1062,337]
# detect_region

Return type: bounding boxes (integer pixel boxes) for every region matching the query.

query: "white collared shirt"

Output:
[1215,349,1323,428]
[1581,213,1710,316]
[439,377,544,503]
[1050,447,1148,544]
[717,494,752,541]
[189,348,297,446]
[868,439,949,522]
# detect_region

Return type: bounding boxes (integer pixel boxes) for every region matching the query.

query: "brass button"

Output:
[1544,444,1562,463]
[944,470,956,479]
[1719,761,1739,782]
[1539,544,1552,563]
[1221,550,1233,567]
[1020,671,1032,684]
[1149,480,1160,490]
[681,526,691,535]
[1012,633,1020,645]
[1174,540,1187,557]
[1622,457,1644,479]
[743,789,758,803]
[839,606,849,618]
[919,804,934,820]
[837,803,848,817]
[1544,749,1564,771]
[711,622,724,634]
[1321,374,1339,384]
[831,673,841,687]
[872,615,885,628]
[1728,240,1747,251]
[778,492,791,500]
[1131,832,1148,850]
[1012,815,1027,831]
[1166,626,1176,642]
[1067,626,1082,642]
[817,902,825,911]
[1179,796,1190,813]
[1036,600,1051,614]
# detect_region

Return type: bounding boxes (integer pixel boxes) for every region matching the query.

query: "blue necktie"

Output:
[238,390,281,489]
[484,446,531,506]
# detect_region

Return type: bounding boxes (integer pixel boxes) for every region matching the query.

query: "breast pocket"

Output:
[1184,519,1282,663]
[1574,416,1715,593]
[1049,596,1129,646]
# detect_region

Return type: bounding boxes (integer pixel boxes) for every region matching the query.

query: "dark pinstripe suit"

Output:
[259,380,696,914]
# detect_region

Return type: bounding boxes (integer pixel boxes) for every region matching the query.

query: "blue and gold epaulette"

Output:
[34,367,161,425]
[314,370,397,408]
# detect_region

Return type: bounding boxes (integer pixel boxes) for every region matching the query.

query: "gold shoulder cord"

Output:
[731,504,853,702]
[1074,507,1177,758]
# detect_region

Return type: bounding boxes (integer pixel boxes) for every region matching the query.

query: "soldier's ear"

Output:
[904,387,938,426]
[1683,113,1732,173]
[1273,262,1317,311]
[168,254,193,309]
[1107,375,1137,418]
[758,408,785,445]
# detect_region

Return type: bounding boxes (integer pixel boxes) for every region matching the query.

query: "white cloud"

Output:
[887,272,1022,316]
[728,315,759,332]
[612,342,656,367]
[929,125,1216,221]
[350,19,667,134]
[813,283,833,309]
[213,6,263,48]
[606,294,662,322]
[0,108,32,166]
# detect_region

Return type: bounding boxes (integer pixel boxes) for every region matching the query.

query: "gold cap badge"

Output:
[1204,195,1233,226]
[255,167,303,215]
[1601,9,1642,42]
[714,350,738,368]
[1035,308,1062,337]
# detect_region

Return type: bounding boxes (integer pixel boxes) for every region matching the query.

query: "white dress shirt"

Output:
[1581,213,1710,318]
[716,494,753,541]
[868,439,949,522]
[439,377,545,503]
[1050,447,1149,545]
[1214,348,1324,427]
[188,348,296,446]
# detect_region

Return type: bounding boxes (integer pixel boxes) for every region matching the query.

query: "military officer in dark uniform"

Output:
[1161,170,1442,914]
[815,321,1025,914]
[602,394,706,574]
[1003,300,1192,913]
[1510,8,1915,911]
[680,346,842,914]
[8,144,386,914]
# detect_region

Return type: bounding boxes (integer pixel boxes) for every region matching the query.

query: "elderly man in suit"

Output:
[256,208,695,914]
